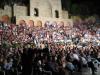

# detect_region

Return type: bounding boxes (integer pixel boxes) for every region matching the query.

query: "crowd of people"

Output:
[0,19,100,46]
[0,19,100,75]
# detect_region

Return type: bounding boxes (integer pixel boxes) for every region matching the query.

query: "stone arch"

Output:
[1,15,10,24]
[37,20,42,27]
[57,21,64,28]
[19,20,26,25]
[28,20,34,27]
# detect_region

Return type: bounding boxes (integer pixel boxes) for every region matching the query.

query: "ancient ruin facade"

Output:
[0,0,73,27]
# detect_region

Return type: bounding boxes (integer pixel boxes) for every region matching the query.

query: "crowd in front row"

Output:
[0,45,100,75]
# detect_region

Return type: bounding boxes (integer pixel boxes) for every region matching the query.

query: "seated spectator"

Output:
[4,58,13,75]
[65,57,75,75]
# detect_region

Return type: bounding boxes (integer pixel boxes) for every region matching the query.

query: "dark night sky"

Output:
[0,0,100,16]
[62,0,100,16]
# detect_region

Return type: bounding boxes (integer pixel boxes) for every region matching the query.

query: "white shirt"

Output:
[81,57,87,65]
[73,53,79,60]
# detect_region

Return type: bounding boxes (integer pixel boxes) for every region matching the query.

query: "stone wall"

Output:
[39,0,52,17]
[62,10,68,19]
[15,0,70,25]
[30,0,40,16]
[14,4,27,16]
[30,0,63,18]
[0,0,70,25]
[4,5,12,17]
[30,0,52,17]
[50,0,62,18]
[0,5,11,20]
[0,9,3,20]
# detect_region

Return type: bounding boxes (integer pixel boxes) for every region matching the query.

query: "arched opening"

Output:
[28,20,34,27]
[58,21,64,28]
[37,20,42,27]
[55,10,59,18]
[2,15,10,24]
[19,20,26,25]
[34,8,39,17]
